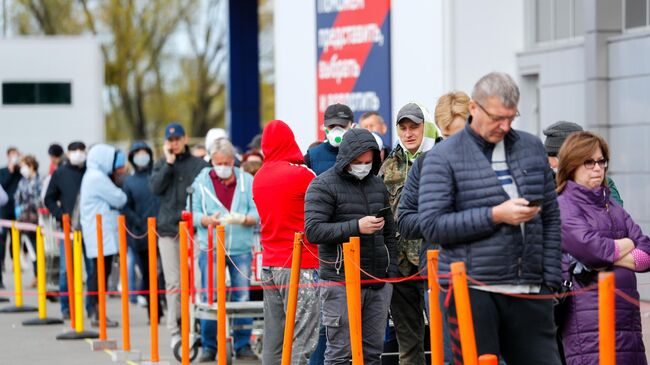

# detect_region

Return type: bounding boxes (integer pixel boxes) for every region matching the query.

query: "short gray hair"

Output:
[209,138,235,158]
[471,72,520,109]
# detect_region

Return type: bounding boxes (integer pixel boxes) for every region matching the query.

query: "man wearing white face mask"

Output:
[189,138,259,362]
[304,103,354,176]
[44,141,88,319]
[305,128,398,365]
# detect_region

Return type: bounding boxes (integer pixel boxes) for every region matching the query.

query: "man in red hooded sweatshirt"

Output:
[253,120,320,364]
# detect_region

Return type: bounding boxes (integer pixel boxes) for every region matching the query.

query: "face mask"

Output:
[133,153,151,168]
[20,165,31,179]
[68,151,86,166]
[9,155,19,165]
[325,127,346,147]
[349,163,372,180]
[214,165,233,179]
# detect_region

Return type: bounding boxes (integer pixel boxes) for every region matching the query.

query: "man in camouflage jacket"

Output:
[379,102,439,365]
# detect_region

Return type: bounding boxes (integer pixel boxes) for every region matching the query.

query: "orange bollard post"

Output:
[207,225,214,306]
[90,215,117,350]
[343,238,364,365]
[478,354,498,365]
[109,215,141,361]
[281,232,304,365]
[180,221,190,365]
[217,225,228,365]
[148,217,160,362]
[22,227,63,325]
[56,231,99,340]
[63,214,76,329]
[450,262,478,365]
[599,272,616,365]
[118,215,131,350]
[427,250,444,365]
[96,214,108,340]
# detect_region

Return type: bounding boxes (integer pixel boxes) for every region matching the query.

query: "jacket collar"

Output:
[563,180,610,206]
[465,116,520,154]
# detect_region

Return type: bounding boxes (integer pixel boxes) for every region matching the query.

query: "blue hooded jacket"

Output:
[80,144,127,258]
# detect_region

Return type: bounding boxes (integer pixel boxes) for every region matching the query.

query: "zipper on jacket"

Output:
[356,180,375,277]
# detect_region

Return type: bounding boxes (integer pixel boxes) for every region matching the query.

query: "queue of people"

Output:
[0,70,648,365]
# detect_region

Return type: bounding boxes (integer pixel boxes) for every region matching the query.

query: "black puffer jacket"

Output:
[43,162,86,222]
[122,142,159,252]
[150,146,208,236]
[418,124,562,288]
[305,128,397,286]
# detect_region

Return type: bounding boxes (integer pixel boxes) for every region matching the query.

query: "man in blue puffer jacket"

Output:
[80,143,128,327]
[418,72,562,365]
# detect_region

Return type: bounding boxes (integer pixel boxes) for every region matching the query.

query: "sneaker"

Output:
[198,349,216,362]
[236,345,258,360]
[90,317,119,328]
[170,333,181,349]
[136,295,147,307]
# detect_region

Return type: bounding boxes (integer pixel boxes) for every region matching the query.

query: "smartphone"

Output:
[528,199,543,207]
[375,206,392,218]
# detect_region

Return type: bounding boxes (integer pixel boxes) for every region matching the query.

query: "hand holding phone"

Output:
[163,140,176,164]
[375,206,392,218]
[528,199,543,207]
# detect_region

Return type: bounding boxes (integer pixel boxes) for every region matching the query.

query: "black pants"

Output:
[390,264,426,365]
[86,254,114,318]
[446,287,561,365]
[133,249,163,320]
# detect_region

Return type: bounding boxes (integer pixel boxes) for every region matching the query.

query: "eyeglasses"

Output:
[583,158,608,169]
[475,101,520,123]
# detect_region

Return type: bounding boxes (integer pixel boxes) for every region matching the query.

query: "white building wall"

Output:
[0,37,104,175]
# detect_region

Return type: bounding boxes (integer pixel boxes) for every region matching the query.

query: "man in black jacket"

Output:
[305,128,397,365]
[150,122,208,347]
[418,72,562,365]
[44,141,87,318]
[0,147,21,289]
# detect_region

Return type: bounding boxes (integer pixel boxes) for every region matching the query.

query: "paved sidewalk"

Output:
[0,268,261,364]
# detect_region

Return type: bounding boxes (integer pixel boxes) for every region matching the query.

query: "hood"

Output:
[397,102,439,161]
[87,144,119,175]
[261,120,304,164]
[128,140,154,170]
[335,128,381,177]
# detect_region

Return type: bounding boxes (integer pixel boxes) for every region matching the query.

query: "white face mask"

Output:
[9,155,19,165]
[214,165,233,179]
[20,165,31,179]
[349,163,372,180]
[325,126,346,147]
[68,150,86,166]
[133,152,151,168]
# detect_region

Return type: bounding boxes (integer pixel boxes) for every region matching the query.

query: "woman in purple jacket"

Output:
[557,131,650,365]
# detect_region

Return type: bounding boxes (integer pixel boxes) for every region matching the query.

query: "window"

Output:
[624,0,650,29]
[535,0,584,43]
[2,82,72,105]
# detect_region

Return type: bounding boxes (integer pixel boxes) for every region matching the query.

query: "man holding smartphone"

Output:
[150,122,209,348]
[305,128,397,365]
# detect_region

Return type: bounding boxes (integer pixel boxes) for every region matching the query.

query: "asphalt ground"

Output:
[0,267,261,365]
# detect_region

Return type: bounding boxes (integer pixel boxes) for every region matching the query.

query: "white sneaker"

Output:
[137,295,147,307]
[170,333,181,349]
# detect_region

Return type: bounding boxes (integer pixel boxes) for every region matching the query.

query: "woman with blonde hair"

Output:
[557,131,649,365]
[434,91,470,139]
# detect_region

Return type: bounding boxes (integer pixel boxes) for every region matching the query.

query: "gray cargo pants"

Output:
[320,281,393,365]
[262,267,320,365]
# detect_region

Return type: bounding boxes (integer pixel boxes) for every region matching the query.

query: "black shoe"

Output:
[91,317,119,328]
[236,345,258,360]
[198,349,216,362]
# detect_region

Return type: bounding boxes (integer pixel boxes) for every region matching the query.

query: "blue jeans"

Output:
[199,251,253,352]
[127,247,143,302]
[59,240,69,316]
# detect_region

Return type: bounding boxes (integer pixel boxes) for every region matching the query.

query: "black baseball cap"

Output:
[324,103,354,127]
[396,103,425,124]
